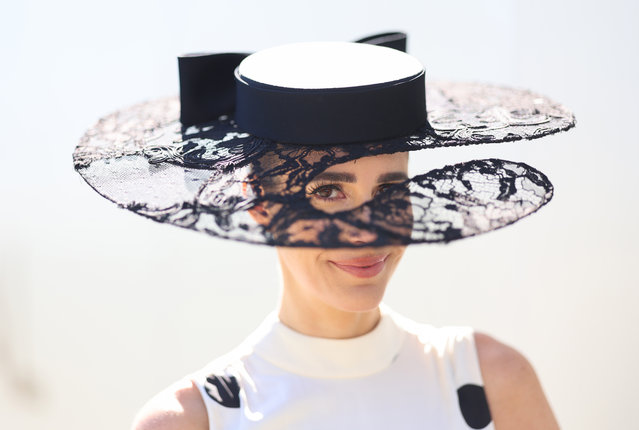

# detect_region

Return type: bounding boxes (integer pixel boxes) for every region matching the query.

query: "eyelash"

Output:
[306,182,344,200]
[306,182,401,201]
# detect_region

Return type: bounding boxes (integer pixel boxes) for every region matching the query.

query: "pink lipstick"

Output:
[329,255,388,278]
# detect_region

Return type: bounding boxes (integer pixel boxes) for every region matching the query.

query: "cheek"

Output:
[393,246,407,262]
[388,247,406,272]
[279,249,328,287]
[294,255,341,302]
[304,256,335,292]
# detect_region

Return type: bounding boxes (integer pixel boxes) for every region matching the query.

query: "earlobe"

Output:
[248,202,271,226]
[244,178,272,226]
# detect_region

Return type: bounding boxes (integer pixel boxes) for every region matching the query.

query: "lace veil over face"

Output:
[73,34,574,248]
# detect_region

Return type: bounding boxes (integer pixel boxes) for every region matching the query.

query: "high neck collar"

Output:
[246,306,405,378]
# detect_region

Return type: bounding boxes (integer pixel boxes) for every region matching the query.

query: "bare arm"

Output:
[131,379,209,430]
[475,332,560,430]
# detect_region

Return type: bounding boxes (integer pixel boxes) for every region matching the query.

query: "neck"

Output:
[275,248,385,339]
[278,295,381,338]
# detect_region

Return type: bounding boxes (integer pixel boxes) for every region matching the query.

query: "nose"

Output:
[339,206,378,246]
[343,227,378,246]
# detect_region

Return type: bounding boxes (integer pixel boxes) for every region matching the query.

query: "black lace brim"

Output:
[73,81,571,247]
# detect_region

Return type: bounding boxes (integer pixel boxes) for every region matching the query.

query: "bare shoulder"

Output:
[474,332,560,430]
[131,378,208,430]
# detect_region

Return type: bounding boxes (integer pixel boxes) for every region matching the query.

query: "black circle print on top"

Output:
[204,374,241,408]
[457,384,492,429]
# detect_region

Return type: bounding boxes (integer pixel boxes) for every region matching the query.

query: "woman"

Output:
[74,34,573,429]
[129,152,558,430]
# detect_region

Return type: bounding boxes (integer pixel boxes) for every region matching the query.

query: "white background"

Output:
[1,1,637,429]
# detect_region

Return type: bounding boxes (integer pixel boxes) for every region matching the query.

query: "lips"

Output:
[329,254,388,278]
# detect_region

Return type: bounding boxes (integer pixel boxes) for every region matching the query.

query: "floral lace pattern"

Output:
[73,82,570,247]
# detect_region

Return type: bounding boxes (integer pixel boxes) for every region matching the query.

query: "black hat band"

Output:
[234,70,427,145]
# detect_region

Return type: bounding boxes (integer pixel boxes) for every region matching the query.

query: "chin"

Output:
[325,276,390,314]
[320,248,403,313]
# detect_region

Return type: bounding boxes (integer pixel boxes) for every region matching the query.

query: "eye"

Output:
[375,183,401,196]
[377,183,393,193]
[307,183,345,200]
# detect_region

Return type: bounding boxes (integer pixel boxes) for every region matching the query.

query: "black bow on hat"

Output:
[73,32,574,247]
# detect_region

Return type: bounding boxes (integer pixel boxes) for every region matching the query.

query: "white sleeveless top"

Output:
[191,307,495,430]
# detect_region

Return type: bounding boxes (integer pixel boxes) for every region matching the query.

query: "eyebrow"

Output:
[377,172,409,182]
[310,171,408,183]
[311,172,356,183]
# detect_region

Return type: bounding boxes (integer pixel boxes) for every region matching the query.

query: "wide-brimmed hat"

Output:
[73,32,574,247]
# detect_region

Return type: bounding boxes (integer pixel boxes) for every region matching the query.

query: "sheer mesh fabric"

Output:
[74,82,570,247]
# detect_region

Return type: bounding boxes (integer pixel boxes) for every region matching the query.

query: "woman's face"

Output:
[277,152,408,314]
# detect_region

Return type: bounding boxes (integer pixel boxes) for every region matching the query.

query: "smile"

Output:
[329,254,388,278]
